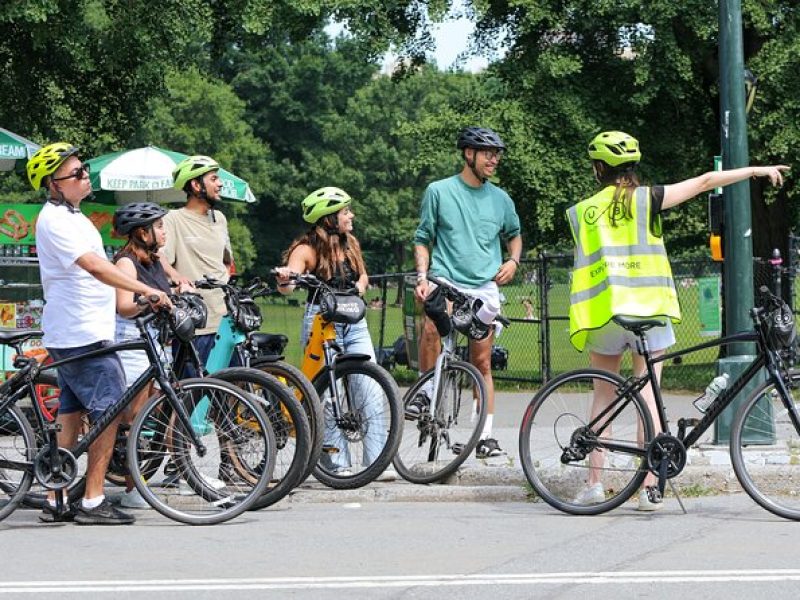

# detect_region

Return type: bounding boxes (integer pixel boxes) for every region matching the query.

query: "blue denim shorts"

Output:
[47,341,126,422]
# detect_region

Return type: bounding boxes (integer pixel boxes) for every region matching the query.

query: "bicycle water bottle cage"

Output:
[423,285,451,336]
[319,288,365,324]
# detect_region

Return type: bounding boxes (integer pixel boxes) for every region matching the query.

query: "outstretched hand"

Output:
[756,165,790,187]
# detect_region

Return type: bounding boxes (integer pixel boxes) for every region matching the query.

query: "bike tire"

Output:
[519,368,652,515]
[127,377,276,525]
[312,360,401,489]
[730,368,800,520]
[249,358,324,483]
[211,367,311,510]
[0,404,35,521]
[393,360,487,484]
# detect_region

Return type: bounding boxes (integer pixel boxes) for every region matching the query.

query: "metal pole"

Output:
[715,0,769,443]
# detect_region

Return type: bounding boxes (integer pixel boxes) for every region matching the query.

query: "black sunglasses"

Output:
[52,163,91,182]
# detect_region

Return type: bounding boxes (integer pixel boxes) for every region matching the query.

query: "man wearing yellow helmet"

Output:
[160,155,232,369]
[567,130,789,511]
[27,143,170,525]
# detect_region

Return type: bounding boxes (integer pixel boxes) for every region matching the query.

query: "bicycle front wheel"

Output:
[0,404,35,522]
[731,369,800,520]
[519,368,652,515]
[212,367,311,510]
[249,358,324,483]
[127,378,276,525]
[312,360,401,489]
[393,360,487,484]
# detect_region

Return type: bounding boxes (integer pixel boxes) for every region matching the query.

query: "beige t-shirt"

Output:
[162,207,231,334]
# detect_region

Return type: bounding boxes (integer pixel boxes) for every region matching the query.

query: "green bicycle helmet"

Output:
[301,187,352,224]
[172,155,220,191]
[26,142,80,190]
[588,131,641,167]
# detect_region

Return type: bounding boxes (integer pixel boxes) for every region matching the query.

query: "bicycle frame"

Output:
[301,312,370,422]
[587,327,800,457]
[0,314,208,487]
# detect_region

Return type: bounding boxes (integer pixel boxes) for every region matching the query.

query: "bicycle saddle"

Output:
[612,315,666,333]
[0,328,43,345]
[250,333,288,354]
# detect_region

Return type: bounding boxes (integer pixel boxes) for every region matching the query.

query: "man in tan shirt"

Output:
[161,155,233,367]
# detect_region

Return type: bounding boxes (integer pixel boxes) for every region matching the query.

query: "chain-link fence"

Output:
[258,241,797,393]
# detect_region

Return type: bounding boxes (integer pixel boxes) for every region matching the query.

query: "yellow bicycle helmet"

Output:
[301,187,352,224]
[588,131,641,167]
[172,155,220,191]
[26,142,80,190]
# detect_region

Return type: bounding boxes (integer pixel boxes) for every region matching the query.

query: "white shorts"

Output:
[584,319,675,355]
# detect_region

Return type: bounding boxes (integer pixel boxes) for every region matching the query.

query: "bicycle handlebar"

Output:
[426,274,511,328]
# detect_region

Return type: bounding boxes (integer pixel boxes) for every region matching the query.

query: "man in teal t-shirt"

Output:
[412,126,522,459]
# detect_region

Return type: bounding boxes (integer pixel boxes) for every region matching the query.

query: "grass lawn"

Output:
[257,276,723,393]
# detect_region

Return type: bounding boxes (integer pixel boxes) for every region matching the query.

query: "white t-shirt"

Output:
[36,201,116,348]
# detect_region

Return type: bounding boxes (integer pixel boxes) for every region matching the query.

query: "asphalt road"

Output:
[1,495,798,599]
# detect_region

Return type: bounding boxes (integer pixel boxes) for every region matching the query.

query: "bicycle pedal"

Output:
[322,445,340,454]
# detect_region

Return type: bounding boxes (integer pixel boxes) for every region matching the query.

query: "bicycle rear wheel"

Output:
[249,358,324,483]
[212,367,311,510]
[312,360,401,489]
[393,360,487,484]
[127,378,275,525]
[731,369,800,520]
[0,404,35,521]
[519,368,652,515]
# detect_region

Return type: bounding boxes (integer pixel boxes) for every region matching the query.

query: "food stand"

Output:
[0,202,123,378]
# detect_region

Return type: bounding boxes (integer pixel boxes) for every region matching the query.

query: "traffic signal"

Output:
[709,192,723,261]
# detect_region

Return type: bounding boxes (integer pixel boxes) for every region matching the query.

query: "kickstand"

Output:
[668,479,687,515]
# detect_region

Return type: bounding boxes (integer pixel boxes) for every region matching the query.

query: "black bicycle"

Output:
[519,286,800,519]
[0,300,277,525]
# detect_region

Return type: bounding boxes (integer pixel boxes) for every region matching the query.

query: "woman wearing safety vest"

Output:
[567,130,788,511]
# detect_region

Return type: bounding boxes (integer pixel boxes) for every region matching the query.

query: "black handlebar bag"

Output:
[319,289,366,324]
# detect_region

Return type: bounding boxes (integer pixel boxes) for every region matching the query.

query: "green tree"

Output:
[138,68,273,273]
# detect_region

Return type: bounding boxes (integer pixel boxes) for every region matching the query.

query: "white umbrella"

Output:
[87,145,256,204]
[0,127,40,172]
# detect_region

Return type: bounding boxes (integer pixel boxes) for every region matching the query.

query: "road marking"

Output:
[3,571,800,593]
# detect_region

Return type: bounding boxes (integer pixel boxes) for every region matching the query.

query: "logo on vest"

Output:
[583,201,628,226]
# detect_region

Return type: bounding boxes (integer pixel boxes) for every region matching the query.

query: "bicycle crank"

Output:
[646,433,687,479]
[33,446,79,490]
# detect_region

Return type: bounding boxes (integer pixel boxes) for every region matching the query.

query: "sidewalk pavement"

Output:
[286,390,766,505]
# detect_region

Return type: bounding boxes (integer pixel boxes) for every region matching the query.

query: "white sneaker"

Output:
[636,486,663,511]
[179,474,227,496]
[573,482,605,505]
[375,468,398,482]
[119,488,151,510]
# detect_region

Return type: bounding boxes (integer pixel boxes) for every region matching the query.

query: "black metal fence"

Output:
[363,241,798,392]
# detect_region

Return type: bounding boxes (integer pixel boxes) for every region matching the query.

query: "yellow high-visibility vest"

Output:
[566,186,681,351]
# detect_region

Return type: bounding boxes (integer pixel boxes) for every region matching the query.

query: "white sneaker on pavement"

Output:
[374,468,398,482]
[179,474,227,496]
[636,486,663,511]
[573,482,605,505]
[119,488,151,509]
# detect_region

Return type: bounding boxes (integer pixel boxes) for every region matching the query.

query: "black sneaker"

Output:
[39,502,75,523]
[475,438,505,459]
[405,391,431,420]
[73,498,135,525]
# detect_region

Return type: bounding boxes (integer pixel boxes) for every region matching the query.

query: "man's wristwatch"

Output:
[507,257,520,266]
[416,271,427,284]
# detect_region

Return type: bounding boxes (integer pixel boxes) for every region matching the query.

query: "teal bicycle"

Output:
[172,277,323,508]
